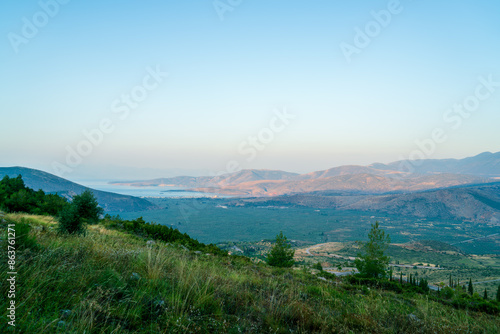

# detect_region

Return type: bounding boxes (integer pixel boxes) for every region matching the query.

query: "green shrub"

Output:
[58,205,85,235]
[441,287,454,299]
[102,215,227,256]
[312,262,323,271]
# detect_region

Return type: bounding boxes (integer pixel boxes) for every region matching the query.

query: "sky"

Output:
[1,0,500,181]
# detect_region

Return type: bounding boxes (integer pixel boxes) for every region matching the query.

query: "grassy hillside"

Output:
[1,213,499,333]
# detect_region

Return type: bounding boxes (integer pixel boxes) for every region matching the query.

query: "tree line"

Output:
[0,175,226,255]
[0,175,68,215]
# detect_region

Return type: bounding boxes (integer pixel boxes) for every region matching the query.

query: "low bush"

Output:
[102,215,227,256]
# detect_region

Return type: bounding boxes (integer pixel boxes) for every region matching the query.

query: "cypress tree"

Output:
[483,288,488,300]
[468,278,474,295]
[496,284,500,302]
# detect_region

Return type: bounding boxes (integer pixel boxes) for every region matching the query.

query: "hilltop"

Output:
[0,167,157,212]
[373,151,500,178]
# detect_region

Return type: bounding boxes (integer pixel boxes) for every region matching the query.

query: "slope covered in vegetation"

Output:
[1,213,499,333]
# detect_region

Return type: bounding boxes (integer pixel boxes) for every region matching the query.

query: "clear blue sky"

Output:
[1,0,499,180]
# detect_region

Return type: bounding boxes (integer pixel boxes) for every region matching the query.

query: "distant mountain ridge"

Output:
[3,151,500,224]
[227,182,500,224]
[0,167,157,212]
[111,152,500,196]
[371,151,500,177]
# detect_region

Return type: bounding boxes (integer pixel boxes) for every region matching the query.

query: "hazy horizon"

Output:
[2,149,498,183]
[2,1,500,180]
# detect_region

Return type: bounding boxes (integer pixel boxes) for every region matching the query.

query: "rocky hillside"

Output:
[112,152,499,196]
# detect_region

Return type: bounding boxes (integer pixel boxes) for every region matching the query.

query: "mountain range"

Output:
[2,151,499,222]
[111,151,500,196]
[370,151,500,177]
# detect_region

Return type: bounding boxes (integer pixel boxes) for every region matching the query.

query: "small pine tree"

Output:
[57,190,102,234]
[468,278,474,295]
[72,190,103,224]
[354,221,391,278]
[266,231,295,268]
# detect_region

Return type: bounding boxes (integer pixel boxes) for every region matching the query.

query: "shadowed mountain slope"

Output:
[0,167,157,212]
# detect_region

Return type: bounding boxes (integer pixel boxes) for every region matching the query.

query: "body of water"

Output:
[78,180,223,198]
